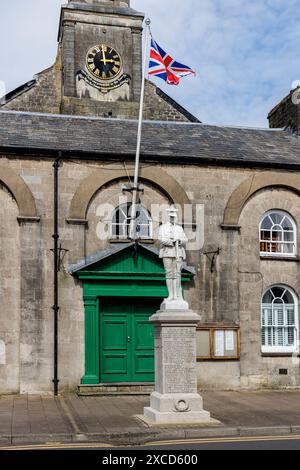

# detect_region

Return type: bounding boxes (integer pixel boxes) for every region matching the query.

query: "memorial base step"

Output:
[143,391,212,424]
[78,383,154,396]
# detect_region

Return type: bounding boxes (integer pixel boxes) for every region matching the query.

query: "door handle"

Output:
[127,336,131,343]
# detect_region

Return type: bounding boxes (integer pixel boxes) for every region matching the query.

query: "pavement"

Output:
[0,390,300,447]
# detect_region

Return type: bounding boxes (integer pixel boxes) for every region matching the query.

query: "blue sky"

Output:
[0,0,299,127]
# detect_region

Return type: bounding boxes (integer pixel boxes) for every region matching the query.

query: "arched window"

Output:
[260,211,297,257]
[111,203,153,240]
[261,286,298,353]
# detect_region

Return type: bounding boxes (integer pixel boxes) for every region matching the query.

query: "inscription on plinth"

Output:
[143,310,212,425]
[162,327,197,394]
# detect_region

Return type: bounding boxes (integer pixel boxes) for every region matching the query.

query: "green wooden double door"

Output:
[100,298,160,383]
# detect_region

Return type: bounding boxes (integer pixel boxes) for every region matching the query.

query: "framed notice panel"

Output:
[196,325,240,361]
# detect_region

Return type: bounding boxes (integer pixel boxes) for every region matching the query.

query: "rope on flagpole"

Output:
[129,17,151,241]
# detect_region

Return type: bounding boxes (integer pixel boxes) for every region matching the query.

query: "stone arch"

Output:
[67,166,191,222]
[222,173,300,228]
[0,165,38,219]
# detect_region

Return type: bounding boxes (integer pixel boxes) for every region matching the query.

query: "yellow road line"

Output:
[0,442,113,451]
[1,434,300,451]
[145,434,300,446]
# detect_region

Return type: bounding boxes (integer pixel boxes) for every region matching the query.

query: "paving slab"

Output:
[0,391,300,446]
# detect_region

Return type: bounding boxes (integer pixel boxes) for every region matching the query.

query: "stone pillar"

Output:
[18,218,44,393]
[62,20,76,97]
[131,26,143,102]
[143,310,211,424]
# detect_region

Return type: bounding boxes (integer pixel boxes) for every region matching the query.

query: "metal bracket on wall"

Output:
[121,183,144,195]
[51,243,69,272]
[202,248,221,273]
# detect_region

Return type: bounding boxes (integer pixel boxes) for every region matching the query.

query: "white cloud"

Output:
[132,0,300,126]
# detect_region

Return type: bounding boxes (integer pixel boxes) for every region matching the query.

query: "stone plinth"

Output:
[160,299,189,311]
[143,310,211,424]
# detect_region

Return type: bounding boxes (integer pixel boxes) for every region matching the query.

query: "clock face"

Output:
[86,44,122,81]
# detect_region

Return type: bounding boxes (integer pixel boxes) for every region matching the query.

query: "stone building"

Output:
[0,0,299,394]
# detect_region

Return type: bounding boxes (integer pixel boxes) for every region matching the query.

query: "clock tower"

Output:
[59,0,144,115]
[2,0,197,122]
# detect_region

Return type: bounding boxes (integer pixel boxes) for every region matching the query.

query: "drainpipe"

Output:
[52,154,61,395]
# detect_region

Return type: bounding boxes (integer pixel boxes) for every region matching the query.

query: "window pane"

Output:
[283,243,295,254]
[270,242,281,253]
[260,241,270,253]
[286,307,295,325]
[271,230,282,242]
[263,290,273,303]
[262,329,266,346]
[275,307,284,325]
[276,328,284,346]
[271,287,285,299]
[136,209,148,225]
[261,230,271,241]
[282,217,294,231]
[262,307,272,326]
[136,223,150,238]
[261,216,273,230]
[282,290,294,304]
[267,328,272,346]
[283,232,295,242]
[287,328,295,346]
[263,327,272,346]
[270,213,284,225]
[112,204,152,240]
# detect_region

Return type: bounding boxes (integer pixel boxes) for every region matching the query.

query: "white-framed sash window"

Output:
[261,285,299,353]
[260,210,297,257]
[111,203,153,240]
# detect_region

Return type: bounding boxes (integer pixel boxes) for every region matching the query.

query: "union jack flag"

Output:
[148,36,196,85]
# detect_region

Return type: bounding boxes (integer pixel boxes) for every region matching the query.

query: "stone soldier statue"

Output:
[158,207,189,310]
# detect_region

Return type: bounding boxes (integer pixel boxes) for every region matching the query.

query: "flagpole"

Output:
[129,17,151,240]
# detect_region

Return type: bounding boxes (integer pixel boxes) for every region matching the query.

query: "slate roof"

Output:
[0,80,36,106]
[0,110,300,169]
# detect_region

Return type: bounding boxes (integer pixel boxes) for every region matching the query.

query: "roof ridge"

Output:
[0,109,286,132]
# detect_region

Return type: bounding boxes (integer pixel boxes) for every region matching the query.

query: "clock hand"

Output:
[101,45,109,66]
[100,59,115,64]
[100,46,116,65]
[100,47,118,66]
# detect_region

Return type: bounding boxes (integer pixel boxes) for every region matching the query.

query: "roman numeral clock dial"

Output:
[79,43,129,95]
[86,45,122,81]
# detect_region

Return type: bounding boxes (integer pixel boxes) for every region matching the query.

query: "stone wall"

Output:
[0,183,20,393]
[238,188,300,389]
[2,69,191,122]
[60,80,191,120]
[0,156,299,392]
[85,177,171,256]
[1,45,192,122]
